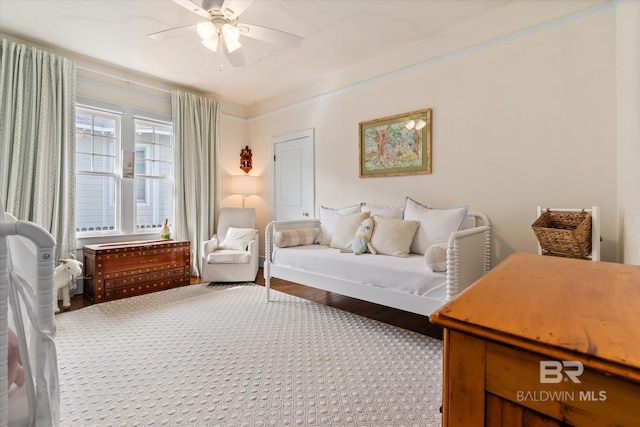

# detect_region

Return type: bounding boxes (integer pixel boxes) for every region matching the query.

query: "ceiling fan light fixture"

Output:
[201,34,219,52]
[225,37,242,53]
[222,23,240,42]
[196,21,216,40]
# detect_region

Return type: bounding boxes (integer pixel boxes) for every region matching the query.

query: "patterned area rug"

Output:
[55,284,443,426]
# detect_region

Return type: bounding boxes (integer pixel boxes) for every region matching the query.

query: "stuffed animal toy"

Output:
[7,327,24,390]
[342,217,377,255]
[54,254,83,313]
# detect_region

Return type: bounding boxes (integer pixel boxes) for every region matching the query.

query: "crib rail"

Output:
[1,212,57,427]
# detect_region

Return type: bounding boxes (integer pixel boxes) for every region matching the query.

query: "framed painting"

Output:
[359,108,432,178]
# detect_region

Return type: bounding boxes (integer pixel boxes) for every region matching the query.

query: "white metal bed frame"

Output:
[264,212,491,317]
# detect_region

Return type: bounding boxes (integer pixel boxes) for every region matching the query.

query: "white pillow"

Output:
[403,197,468,255]
[218,227,257,251]
[425,243,448,272]
[361,204,404,219]
[369,216,420,257]
[318,204,362,246]
[329,212,370,249]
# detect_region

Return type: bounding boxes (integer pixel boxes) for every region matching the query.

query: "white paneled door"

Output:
[272,129,315,220]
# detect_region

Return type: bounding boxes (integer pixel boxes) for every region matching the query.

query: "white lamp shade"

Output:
[201,34,219,52]
[221,23,240,42]
[196,22,216,40]
[231,175,257,196]
[225,37,242,53]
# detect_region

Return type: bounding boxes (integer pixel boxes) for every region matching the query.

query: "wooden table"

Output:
[83,240,190,303]
[430,253,640,427]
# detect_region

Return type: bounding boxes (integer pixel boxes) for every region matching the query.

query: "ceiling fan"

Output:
[148,0,303,69]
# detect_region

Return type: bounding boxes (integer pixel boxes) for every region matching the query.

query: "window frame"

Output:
[133,116,175,232]
[75,97,173,240]
[75,104,122,236]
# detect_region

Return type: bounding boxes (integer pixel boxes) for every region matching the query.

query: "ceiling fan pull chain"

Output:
[219,45,224,71]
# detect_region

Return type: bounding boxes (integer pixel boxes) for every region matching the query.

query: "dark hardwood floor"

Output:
[65,268,443,339]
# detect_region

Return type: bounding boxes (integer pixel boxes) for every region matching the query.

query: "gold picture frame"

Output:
[359,108,432,178]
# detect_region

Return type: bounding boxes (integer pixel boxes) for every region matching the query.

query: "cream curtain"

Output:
[0,39,76,260]
[172,90,220,276]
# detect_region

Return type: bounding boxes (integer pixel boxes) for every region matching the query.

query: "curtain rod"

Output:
[77,65,173,94]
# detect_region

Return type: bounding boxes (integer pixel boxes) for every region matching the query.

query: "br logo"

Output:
[540,361,584,384]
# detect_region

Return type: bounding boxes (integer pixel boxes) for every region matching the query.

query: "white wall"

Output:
[241,5,618,265]
[4,2,628,266]
[617,0,640,265]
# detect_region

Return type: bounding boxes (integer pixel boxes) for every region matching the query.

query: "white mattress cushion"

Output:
[207,250,250,264]
[273,245,446,298]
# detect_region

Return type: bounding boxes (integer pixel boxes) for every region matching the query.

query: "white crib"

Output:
[1,204,58,426]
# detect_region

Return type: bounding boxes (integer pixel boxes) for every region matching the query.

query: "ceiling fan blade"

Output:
[225,44,246,68]
[201,0,225,11]
[219,0,254,18]
[171,0,211,19]
[148,24,196,41]
[239,23,302,48]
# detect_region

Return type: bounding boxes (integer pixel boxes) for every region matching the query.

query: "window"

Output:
[75,101,173,236]
[75,107,120,233]
[134,119,174,231]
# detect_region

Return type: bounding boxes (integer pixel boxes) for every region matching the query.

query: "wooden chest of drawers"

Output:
[83,240,190,303]
[430,253,640,427]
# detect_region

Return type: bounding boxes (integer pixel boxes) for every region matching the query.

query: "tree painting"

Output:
[359,108,431,177]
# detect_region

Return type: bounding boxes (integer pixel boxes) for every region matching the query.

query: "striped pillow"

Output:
[275,228,320,248]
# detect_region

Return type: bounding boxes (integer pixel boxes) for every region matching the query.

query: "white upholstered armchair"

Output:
[201,207,259,282]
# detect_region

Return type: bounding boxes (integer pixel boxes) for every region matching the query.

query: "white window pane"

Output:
[135,154,146,176]
[156,144,172,160]
[142,159,153,175]
[76,174,116,232]
[92,155,115,173]
[136,128,153,143]
[94,136,115,155]
[94,116,116,137]
[77,153,92,171]
[76,113,92,134]
[76,134,93,153]
[156,131,172,145]
[136,178,173,231]
[135,177,146,202]
[135,144,151,161]
[155,161,172,177]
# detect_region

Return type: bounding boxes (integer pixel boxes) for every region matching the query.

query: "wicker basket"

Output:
[532,210,592,257]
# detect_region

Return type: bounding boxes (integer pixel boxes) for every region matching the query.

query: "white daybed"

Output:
[1,206,58,427]
[264,201,491,317]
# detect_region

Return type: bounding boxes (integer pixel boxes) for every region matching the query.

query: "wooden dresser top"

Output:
[84,240,189,252]
[430,253,640,382]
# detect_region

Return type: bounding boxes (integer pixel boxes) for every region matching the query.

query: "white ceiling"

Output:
[0,0,549,107]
